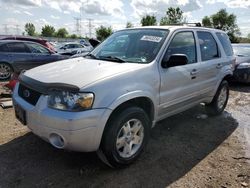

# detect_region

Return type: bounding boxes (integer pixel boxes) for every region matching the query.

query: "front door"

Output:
[158,30,202,120]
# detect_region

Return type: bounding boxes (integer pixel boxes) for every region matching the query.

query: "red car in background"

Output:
[0,35,55,52]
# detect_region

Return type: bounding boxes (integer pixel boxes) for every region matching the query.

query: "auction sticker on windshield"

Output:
[141,35,162,43]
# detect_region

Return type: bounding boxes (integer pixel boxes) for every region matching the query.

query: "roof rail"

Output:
[183,22,202,27]
[162,22,202,27]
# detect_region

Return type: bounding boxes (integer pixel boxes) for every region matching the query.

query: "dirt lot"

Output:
[0,83,249,188]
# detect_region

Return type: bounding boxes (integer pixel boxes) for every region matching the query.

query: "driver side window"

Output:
[165,31,197,64]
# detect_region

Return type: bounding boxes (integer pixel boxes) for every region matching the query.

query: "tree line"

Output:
[25,23,78,39]
[24,7,250,43]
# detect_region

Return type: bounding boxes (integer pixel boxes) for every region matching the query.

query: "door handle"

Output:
[216,63,222,69]
[190,69,198,75]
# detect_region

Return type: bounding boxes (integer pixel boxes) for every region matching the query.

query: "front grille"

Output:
[18,84,42,106]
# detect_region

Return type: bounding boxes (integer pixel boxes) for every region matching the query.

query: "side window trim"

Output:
[162,30,197,65]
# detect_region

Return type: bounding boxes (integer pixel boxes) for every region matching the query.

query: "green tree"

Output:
[202,16,212,27]
[25,23,36,36]
[96,26,113,41]
[247,33,250,39]
[160,7,184,25]
[55,28,68,38]
[41,25,55,37]
[141,15,157,26]
[126,22,133,28]
[202,9,240,42]
[69,34,78,39]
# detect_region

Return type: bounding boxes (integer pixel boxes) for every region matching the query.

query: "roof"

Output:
[120,25,226,33]
[0,40,43,45]
[232,43,250,46]
[0,35,46,41]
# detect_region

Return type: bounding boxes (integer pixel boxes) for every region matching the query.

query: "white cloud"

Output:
[0,0,42,7]
[0,0,125,18]
[227,0,250,8]
[50,15,60,19]
[206,0,227,4]
[131,0,202,20]
[14,10,22,14]
[23,11,33,16]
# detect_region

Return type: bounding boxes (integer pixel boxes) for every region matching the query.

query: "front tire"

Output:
[206,80,229,115]
[99,106,150,168]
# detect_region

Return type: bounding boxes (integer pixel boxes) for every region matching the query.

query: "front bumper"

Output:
[13,83,112,152]
[233,68,250,83]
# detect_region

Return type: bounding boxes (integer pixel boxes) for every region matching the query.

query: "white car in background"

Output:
[56,42,93,56]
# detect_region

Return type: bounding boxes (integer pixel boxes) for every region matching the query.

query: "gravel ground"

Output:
[0,83,249,188]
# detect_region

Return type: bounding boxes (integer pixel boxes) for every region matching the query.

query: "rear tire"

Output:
[99,106,150,168]
[206,80,229,116]
[0,63,13,81]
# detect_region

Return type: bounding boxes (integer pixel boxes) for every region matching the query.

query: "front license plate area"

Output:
[14,104,27,125]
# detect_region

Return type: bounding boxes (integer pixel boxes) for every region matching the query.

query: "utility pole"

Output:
[74,17,81,36]
[87,18,93,38]
[15,25,20,35]
[3,24,8,35]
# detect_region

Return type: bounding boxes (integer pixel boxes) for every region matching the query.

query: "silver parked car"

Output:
[232,43,250,83]
[56,42,93,56]
[13,26,235,168]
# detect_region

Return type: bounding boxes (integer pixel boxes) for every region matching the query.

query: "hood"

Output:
[235,56,250,65]
[24,58,144,88]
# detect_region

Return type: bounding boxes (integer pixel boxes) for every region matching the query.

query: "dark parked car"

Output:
[0,35,55,52]
[232,43,250,83]
[0,40,68,81]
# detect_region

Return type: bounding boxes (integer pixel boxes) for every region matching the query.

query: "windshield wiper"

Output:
[237,54,247,57]
[99,55,126,63]
[84,53,97,59]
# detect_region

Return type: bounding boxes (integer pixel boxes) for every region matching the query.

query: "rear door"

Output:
[26,42,62,68]
[7,42,33,72]
[158,30,202,119]
[196,31,222,96]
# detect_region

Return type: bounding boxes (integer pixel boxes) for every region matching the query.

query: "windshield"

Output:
[90,29,169,63]
[232,45,250,57]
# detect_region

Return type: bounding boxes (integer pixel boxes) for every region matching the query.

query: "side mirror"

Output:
[162,54,188,68]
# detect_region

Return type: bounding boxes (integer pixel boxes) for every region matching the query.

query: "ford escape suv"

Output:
[13,26,235,168]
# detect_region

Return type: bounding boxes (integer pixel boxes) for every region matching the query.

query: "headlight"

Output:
[48,90,94,111]
[237,62,250,69]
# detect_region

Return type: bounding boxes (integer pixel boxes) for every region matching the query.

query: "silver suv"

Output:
[13,26,235,167]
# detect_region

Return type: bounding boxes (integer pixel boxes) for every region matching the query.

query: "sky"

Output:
[0,0,250,38]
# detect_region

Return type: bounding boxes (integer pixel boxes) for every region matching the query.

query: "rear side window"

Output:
[27,43,50,54]
[166,31,197,64]
[7,42,30,53]
[0,44,10,52]
[197,31,219,61]
[216,32,233,56]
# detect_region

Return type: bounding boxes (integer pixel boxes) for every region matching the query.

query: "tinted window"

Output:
[91,29,169,63]
[197,31,219,61]
[0,44,10,52]
[27,43,50,54]
[74,44,83,48]
[216,32,233,56]
[7,42,30,53]
[165,31,196,64]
